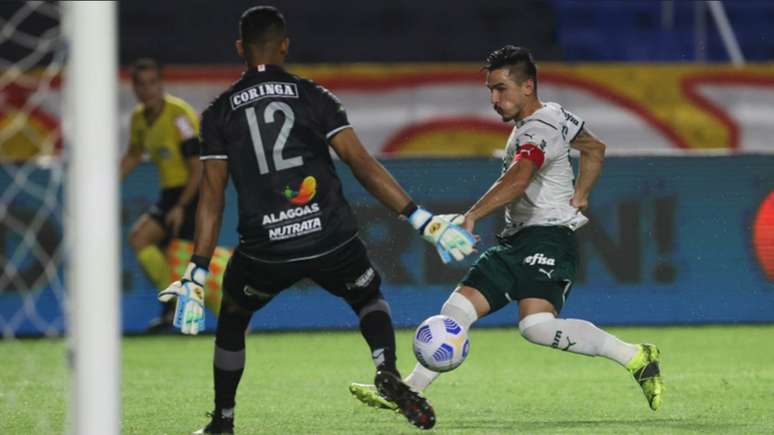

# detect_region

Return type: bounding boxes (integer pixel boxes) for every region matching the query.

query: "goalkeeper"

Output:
[159,6,476,434]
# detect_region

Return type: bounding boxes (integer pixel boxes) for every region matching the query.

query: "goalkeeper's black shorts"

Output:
[147,187,198,241]
[221,236,382,312]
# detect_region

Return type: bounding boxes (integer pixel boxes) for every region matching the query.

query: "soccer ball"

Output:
[412,315,470,372]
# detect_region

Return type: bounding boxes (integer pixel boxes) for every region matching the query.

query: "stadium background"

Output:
[2,0,774,334]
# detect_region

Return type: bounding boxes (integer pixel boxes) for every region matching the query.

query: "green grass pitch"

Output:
[1,325,773,434]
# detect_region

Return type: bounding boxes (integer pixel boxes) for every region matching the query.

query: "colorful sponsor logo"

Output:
[283,176,317,205]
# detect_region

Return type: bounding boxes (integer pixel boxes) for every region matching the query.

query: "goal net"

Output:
[1,2,119,434]
[0,0,66,338]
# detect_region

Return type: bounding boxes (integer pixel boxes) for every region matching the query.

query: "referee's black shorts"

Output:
[147,187,198,241]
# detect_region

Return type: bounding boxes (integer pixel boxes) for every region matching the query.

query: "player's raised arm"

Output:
[464,150,538,229]
[330,128,477,264]
[569,127,606,211]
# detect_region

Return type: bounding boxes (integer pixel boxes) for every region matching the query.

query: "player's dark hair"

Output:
[240,6,286,48]
[483,45,538,89]
[130,58,162,82]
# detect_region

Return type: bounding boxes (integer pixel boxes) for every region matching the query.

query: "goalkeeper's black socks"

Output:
[213,305,251,412]
[214,366,244,411]
[358,309,399,375]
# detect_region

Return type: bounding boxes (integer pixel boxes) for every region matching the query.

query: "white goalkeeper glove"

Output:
[158,262,207,335]
[407,207,476,263]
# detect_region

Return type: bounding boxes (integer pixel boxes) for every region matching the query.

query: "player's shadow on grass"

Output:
[452,417,742,433]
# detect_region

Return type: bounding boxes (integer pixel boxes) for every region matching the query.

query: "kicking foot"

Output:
[349,382,399,411]
[375,370,435,430]
[627,343,664,411]
[193,410,234,434]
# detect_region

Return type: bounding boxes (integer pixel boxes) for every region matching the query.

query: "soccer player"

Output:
[120,58,203,332]
[350,46,664,415]
[158,6,475,433]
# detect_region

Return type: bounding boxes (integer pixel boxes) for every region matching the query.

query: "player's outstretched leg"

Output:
[193,410,234,435]
[518,310,665,410]
[626,343,664,411]
[375,370,436,430]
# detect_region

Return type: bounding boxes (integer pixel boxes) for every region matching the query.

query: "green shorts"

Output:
[460,226,578,314]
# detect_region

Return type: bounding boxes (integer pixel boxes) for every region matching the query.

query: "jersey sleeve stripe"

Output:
[325,125,352,140]
[200,155,228,160]
[570,121,585,142]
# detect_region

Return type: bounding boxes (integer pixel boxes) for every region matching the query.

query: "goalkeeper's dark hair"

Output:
[483,45,538,90]
[130,57,162,82]
[240,6,286,48]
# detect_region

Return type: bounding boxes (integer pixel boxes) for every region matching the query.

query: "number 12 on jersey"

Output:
[245,101,303,174]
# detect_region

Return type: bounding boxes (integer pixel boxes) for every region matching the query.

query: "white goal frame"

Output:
[63,2,120,435]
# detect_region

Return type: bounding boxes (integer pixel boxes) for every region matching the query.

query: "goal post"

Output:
[63,2,120,435]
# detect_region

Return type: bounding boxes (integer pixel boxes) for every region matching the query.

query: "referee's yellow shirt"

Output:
[129,94,200,189]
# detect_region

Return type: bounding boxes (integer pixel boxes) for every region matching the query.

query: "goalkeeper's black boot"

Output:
[375,370,436,430]
[193,410,234,434]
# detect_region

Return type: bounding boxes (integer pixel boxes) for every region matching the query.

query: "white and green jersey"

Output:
[500,102,589,238]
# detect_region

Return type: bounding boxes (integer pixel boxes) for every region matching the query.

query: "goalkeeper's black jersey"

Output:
[200,64,358,262]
